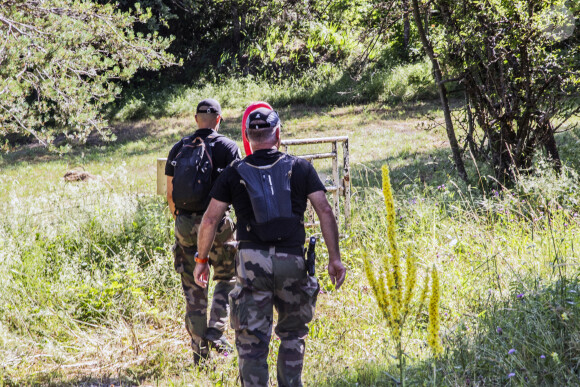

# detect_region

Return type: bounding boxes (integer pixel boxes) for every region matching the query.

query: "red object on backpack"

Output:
[241,101,273,156]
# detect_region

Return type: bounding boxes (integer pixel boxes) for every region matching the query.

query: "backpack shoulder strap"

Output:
[205,133,224,143]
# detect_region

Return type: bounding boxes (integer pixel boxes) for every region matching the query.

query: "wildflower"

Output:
[508,348,516,355]
[364,164,434,384]
[401,248,417,318]
[496,327,503,334]
[508,373,516,378]
[517,293,524,299]
[427,266,443,356]
[540,355,546,359]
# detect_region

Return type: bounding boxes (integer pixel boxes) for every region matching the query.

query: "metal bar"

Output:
[281,136,348,145]
[157,158,167,195]
[342,140,351,228]
[296,152,336,160]
[332,141,340,227]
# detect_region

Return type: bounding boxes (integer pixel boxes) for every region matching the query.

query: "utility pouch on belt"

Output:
[235,155,303,243]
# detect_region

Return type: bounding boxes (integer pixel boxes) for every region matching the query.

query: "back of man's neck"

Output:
[251,145,278,152]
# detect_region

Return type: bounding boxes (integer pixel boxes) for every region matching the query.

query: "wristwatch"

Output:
[194,252,209,264]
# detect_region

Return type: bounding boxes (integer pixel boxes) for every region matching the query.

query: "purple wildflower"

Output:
[517,293,524,299]
[508,373,516,378]
[496,327,503,334]
[508,349,516,355]
[223,351,229,357]
[540,355,546,359]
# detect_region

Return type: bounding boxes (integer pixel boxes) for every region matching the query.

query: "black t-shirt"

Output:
[210,149,326,245]
[165,128,241,181]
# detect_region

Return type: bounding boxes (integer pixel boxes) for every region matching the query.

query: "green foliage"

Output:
[0,0,176,143]
[112,60,436,121]
[428,0,580,179]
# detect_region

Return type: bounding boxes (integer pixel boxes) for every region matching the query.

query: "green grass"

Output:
[1,102,580,386]
[109,60,436,122]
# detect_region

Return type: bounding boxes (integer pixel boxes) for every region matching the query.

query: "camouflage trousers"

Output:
[229,247,319,387]
[174,213,236,358]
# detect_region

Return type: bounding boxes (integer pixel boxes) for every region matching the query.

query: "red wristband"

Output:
[194,252,209,264]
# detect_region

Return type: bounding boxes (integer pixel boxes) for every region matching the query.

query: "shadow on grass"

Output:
[349,147,455,191]
[316,274,580,386]
[0,115,246,170]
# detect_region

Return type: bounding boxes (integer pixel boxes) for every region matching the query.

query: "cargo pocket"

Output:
[173,243,185,273]
[229,285,248,330]
[300,276,320,324]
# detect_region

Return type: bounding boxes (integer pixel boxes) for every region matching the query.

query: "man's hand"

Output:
[328,259,346,290]
[308,190,346,290]
[194,262,210,288]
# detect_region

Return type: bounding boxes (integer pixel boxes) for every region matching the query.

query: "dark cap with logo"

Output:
[196,98,222,115]
[246,107,280,129]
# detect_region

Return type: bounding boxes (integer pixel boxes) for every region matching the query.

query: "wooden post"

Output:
[157,158,167,196]
[342,140,351,228]
[332,141,340,227]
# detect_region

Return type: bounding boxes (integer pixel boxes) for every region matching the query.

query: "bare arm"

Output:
[308,190,346,289]
[194,198,229,288]
[166,176,176,219]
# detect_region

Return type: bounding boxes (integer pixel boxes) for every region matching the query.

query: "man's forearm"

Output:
[197,216,219,259]
[166,176,176,218]
[197,199,229,259]
[318,207,341,262]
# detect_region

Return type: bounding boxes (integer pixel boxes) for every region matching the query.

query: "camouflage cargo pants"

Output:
[229,247,320,387]
[174,213,236,358]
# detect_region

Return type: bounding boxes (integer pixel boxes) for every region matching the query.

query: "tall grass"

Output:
[1,106,579,385]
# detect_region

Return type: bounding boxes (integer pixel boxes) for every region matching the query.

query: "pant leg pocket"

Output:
[229,285,248,330]
[300,276,320,323]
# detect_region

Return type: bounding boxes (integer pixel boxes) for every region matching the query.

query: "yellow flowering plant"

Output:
[364,165,443,386]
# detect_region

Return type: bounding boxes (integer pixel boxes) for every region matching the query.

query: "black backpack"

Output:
[171,134,222,212]
[235,154,303,243]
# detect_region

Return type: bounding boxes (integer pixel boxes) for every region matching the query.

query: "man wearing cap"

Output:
[165,98,241,364]
[193,107,346,386]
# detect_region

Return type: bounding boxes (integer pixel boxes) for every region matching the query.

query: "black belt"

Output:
[176,208,205,216]
[238,241,304,256]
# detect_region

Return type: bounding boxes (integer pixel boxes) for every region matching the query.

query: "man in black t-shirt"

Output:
[165,98,241,364]
[194,107,346,386]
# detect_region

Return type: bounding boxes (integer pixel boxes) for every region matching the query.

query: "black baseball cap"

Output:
[196,98,222,115]
[246,108,280,129]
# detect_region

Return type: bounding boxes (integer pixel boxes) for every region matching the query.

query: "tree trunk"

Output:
[465,91,478,159]
[544,126,561,174]
[402,0,410,59]
[411,0,469,183]
[232,0,241,49]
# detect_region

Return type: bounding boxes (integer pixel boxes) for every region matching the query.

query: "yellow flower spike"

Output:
[382,165,402,326]
[364,251,392,324]
[363,164,438,385]
[427,266,443,356]
[402,248,417,319]
[417,268,430,316]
